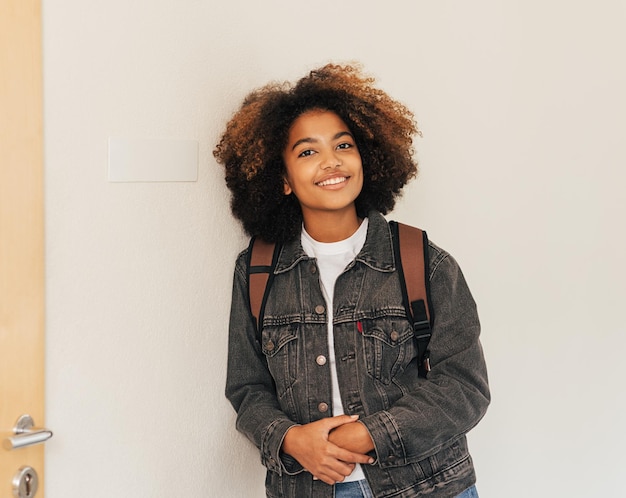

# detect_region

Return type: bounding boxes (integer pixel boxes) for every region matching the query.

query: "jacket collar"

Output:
[274,210,396,274]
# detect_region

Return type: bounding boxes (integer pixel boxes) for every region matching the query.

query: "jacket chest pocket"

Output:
[361,319,414,384]
[261,323,299,400]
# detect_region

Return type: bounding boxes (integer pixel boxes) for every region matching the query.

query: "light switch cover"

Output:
[108,138,198,182]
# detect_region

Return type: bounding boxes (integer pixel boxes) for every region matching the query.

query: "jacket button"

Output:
[388,454,396,462]
[318,402,329,413]
[315,305,325,314]
[390,330,399,342]
[310,264,317,274]
[265,340,274,351]
[316,355,327,366]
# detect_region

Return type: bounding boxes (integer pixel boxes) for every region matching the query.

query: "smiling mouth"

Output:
[316,176,348,187]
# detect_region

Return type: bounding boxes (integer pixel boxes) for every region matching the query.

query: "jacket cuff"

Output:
[260,419,303,475]
[360,410,407,468]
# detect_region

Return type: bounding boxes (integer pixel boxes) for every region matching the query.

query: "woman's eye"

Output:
[337,142,353,150]
[298,149,315,158]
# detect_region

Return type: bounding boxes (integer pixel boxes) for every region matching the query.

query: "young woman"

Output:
[215,64,489,498]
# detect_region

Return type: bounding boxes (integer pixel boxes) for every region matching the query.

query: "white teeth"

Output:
[317,176,347,187]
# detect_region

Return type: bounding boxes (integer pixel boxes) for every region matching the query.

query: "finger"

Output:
[316,467,352,486]
[318,475,335,486]
[322,414,359,431]
[311,457,355,483]
[335,447,375,466]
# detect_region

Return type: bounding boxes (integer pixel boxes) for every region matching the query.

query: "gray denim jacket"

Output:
[225,211,490,498]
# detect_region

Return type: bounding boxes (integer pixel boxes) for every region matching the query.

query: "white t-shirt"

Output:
[301,218,369,482]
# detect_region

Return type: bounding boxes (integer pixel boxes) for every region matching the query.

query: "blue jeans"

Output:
[456,485,479,498]
[334,480,374,498]
[334,480,478,498]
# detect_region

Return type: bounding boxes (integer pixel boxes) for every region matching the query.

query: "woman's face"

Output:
[282,109,363,222]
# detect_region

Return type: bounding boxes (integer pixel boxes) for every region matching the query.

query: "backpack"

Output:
[245,221,433,378]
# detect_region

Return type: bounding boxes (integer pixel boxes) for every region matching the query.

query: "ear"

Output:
[283,178,292,195]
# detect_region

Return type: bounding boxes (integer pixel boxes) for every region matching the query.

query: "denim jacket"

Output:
[225,211,490,498]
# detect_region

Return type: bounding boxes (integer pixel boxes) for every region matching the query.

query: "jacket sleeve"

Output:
[224,252,302,475]
[359,246,490,467]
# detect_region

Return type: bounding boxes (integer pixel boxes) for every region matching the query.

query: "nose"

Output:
[321,150,341,169]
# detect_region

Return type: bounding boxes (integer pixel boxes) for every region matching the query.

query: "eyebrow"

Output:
[290,131,354,151]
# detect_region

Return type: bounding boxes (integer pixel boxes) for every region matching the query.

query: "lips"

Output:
[316,175,348,187]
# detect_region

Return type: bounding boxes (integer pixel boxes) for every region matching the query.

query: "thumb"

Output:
[323,414,359,431]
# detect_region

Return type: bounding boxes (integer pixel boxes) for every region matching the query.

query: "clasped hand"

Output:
[281,414,375,485]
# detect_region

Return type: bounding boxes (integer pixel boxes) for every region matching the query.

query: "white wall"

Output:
[43,1,625,496]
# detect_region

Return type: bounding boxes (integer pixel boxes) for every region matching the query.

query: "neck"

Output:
[301,207,361,243]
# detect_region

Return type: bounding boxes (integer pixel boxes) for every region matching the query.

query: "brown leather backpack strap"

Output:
[392,221,432,376]
[397,223,430,323]
[247,237,276,332]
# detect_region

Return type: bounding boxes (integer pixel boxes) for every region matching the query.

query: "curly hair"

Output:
[213,63,420,243]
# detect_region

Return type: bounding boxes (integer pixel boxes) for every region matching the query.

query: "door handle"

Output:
[3,414,53,451]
